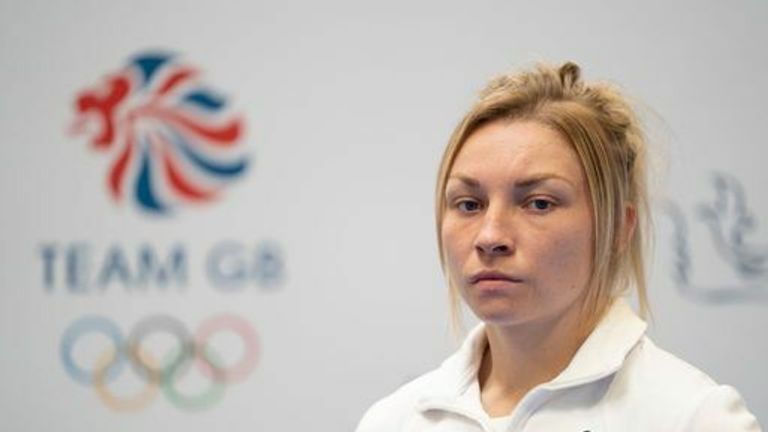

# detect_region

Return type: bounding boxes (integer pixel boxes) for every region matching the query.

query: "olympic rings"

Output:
[162,346,226,410]
[195,314,259,383]
[60,313,259,411]
[60,315,126,385]
[94,347,159,411]
[127,315,194,382]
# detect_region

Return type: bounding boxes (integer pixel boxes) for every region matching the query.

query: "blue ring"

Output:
[60,315,126,385]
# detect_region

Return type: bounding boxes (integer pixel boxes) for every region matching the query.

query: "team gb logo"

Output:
[71,51,249,215]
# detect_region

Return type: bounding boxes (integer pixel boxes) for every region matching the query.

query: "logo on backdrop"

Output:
[70,51,249,214]
[660,172,768,303]
[60,313,258,411]
[48,49,285,412]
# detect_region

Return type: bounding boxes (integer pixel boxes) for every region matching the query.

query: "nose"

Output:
[474,207,514,257]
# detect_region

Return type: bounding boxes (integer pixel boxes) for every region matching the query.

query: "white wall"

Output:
[1,0,766,429]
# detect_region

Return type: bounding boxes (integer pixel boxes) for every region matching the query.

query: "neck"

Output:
[477,303,594,416]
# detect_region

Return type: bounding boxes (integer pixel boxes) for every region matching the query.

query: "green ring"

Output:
[161,346,226,411]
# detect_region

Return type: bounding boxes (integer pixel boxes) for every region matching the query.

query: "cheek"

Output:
[441,222,471,272]
[537,229,593,288]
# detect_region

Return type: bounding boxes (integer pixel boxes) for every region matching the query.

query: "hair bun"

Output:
[559,62,581,88]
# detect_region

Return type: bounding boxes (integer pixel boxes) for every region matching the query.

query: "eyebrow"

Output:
[447,173,576,189]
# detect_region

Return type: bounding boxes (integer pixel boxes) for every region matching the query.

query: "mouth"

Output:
[69,116,89,136]
[69,113,100,138]
[468,271,524,285]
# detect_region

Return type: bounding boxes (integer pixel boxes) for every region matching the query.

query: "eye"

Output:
[526,198,555,212]
[455,199,482,213]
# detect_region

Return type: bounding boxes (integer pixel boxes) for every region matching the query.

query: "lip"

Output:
[468,270,524,285]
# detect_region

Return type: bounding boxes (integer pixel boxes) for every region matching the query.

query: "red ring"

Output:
[194,314,259,383]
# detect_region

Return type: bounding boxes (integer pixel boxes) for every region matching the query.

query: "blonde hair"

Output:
[436,61,650,331]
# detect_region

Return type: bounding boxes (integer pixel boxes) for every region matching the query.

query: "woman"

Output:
[356,62,761,431]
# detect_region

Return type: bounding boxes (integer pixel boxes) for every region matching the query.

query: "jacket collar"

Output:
[416,297,647,411]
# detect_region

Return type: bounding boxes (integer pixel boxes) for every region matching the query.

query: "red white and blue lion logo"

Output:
[71,52,249,214]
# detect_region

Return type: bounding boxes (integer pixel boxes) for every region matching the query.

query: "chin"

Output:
[463,292,525,323]
[470,304,527,327]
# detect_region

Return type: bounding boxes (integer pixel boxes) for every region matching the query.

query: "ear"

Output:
[619,203,637,252]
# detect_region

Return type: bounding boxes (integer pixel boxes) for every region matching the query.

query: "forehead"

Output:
[449,120,585,185]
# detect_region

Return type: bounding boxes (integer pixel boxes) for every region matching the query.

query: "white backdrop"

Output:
[1,0,766,430]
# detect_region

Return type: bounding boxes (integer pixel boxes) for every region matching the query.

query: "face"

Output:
[441,120,594,329]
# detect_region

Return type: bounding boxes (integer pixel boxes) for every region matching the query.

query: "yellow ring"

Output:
[92,347,160,412]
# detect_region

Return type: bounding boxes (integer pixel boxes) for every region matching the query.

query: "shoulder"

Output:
[354,367,444,432]
[355,324,485,432]
[608,336,761,431]
[682,384,762,431]
[619,336,717,393]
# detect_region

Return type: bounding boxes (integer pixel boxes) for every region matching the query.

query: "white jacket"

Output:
[356,299,761,431]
